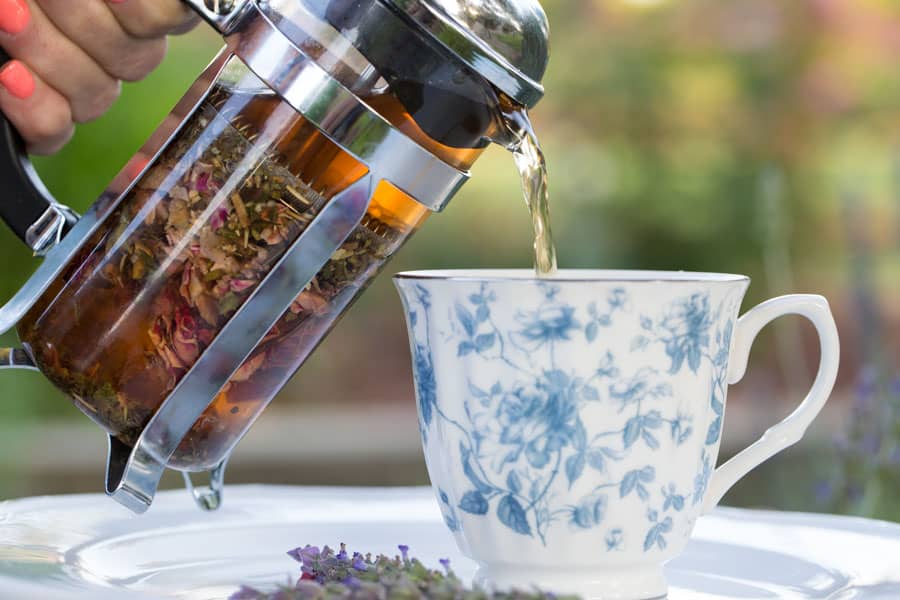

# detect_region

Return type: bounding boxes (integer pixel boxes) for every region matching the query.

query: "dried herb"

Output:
[231,544,578,600]
[18,86,403,469]
[173,213,398,469]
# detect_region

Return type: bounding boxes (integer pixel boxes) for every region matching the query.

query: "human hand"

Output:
[0,0,199,154]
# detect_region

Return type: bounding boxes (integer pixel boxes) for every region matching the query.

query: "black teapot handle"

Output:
[0,48,76,252]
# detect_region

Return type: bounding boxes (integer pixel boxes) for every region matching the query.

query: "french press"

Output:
[0,0,549,513]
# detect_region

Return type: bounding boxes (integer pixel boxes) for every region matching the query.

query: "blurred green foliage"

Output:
[0,0,897,518]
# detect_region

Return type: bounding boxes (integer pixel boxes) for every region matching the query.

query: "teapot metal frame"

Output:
[0,0,468,513]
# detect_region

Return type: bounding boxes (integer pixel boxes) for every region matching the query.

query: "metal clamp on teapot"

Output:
[0,0,549,513]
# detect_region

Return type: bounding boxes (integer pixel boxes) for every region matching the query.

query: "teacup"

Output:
[394,270,839,600]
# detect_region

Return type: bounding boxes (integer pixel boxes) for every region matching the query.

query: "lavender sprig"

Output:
[231,544,579,600]
[815,191,900,520]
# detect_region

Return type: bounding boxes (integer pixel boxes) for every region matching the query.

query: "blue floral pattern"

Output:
[634,292,736,446]
[399,279,744,554]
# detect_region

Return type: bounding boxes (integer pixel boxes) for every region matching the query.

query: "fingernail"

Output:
[126,155,150,180]
[108,0,127,3]
[0,60,35,99]
[0,0,30,35]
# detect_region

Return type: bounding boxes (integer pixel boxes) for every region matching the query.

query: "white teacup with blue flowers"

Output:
[394,270,839,600]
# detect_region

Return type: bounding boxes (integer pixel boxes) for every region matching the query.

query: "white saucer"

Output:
[0,485,898,599]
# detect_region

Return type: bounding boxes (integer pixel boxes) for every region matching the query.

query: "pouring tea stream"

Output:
[0,0,551,513]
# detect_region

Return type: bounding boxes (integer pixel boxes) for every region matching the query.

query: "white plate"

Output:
[0,485,898,599]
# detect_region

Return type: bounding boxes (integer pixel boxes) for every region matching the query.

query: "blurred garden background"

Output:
[0,0,898,522]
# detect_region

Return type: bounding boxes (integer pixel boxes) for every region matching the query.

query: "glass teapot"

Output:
[0,0,549,513]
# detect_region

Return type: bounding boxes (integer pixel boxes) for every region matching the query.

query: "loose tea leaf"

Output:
[231,544,579,600]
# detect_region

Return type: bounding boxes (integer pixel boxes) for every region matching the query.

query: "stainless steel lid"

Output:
[386,0,550,107]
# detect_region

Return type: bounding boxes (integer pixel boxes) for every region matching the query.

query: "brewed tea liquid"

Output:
[503,108,558,276]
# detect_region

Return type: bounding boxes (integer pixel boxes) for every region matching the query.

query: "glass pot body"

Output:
[16,1,508,471]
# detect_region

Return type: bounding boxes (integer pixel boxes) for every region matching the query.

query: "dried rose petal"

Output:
[196,172,212,193]
[229,279,255,293]
[175,306,197,332]
[260,226,284,245]
[138,166,168,191]
[231,352,266,383]
[190,274,207,307]
[212,278,231,299]
[210,207,229,230]
[198,229,229,267]
[167,199,191,231]
[173,335,200,369]
[179,263,193,302]
[291,290,328,316]
[197,327,215,345]
[170,186,190,202]
[196,293,220,325]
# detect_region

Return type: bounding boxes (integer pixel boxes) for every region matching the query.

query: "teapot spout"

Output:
[0,347,37,371]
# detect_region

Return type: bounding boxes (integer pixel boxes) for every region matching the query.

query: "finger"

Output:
[105,0,199,39]
[0,1,121,123]
[36,0,167,82]
[0,60,73,154]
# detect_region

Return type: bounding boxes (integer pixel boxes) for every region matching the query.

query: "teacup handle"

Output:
[702,294,840,513]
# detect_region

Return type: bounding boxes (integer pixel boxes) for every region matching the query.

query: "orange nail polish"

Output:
[126,155,150,180]
[0,60,35,99]
[0,0,30,35]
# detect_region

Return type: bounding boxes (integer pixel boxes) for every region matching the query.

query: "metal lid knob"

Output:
[386,0,550,108]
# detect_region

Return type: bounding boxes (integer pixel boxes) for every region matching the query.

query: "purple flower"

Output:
[342,576,361,589]
[439,558,451,573]
[287,545,320,565]
[853,366,878,410]
[229,586,264,600]
[859,433,881,456]
[814,480,834,504]
[398,544,409,562]
[889,446,900,466]
[293,580,324,597]
[351,552,367,571]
